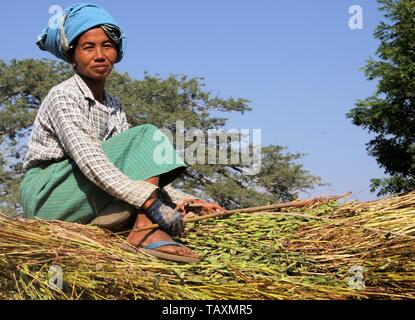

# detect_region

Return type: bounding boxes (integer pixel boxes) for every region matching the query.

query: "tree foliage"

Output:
[0,58,322,213]
[347,0,415,196]
[0,59,72,214]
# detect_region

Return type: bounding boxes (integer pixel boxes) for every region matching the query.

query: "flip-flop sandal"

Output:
[119,240,201,264]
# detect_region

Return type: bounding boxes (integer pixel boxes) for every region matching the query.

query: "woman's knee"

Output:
[132,124,170,145]
[133,123,159,134]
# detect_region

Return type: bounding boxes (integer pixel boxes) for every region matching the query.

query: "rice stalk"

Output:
[0,192,414,299]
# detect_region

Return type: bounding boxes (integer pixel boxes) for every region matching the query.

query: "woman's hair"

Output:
[66,36,80,63]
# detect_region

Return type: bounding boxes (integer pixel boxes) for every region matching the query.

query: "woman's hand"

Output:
[194,200,226,214]
[175,198,226,216]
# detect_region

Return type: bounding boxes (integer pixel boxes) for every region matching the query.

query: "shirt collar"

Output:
[73,73,110,105]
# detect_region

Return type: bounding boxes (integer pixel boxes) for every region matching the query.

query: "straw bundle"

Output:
[0,191,414,300]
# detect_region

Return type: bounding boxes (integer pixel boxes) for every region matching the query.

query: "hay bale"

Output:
[0,192,414,299]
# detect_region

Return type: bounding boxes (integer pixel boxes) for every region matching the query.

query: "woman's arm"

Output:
[46,88,158,208]
[161,184,197,205]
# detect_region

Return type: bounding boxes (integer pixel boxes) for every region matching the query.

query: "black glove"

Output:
[145,199,184,236]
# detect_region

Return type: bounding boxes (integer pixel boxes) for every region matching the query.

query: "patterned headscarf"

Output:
[36,3,127,63]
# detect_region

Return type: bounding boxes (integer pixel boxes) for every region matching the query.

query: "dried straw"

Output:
[0,192,414,300]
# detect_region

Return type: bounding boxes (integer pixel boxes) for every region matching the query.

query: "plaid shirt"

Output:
[24,74,194,208]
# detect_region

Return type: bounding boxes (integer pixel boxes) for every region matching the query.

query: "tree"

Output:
[347,0,415,196]
[0,59,72,215]
[0,58,323,214]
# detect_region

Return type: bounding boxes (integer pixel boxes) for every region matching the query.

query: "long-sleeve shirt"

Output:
[23,73,194,208]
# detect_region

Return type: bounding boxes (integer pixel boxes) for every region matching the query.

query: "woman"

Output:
[20,3,224,263]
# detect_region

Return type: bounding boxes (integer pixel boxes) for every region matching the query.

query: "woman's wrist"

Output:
[145,198,184,236]
[142,188,160,210]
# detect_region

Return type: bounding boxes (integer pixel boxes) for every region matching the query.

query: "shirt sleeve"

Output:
[161,184,198,205]
[110,96,130,134]
[119,109,130,133]
[46,89,158,208]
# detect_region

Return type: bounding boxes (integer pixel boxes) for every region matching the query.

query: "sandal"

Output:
[119,240,200,264]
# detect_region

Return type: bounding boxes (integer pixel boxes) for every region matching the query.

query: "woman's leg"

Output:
[127,176,199,259]
[20,125,187,223]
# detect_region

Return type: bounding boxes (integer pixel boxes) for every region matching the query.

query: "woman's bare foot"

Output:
[127,210,199,259]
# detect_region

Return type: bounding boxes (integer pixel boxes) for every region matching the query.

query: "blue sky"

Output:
[0,1,387,201]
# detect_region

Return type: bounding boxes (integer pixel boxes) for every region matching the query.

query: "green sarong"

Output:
[19,124,186,223]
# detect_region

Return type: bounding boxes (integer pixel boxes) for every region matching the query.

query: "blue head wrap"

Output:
[36,3,126,63]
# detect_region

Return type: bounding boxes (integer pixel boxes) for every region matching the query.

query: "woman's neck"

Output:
[79,74,106,103]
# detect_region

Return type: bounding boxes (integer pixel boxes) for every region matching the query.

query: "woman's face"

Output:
[73,27,117,81]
